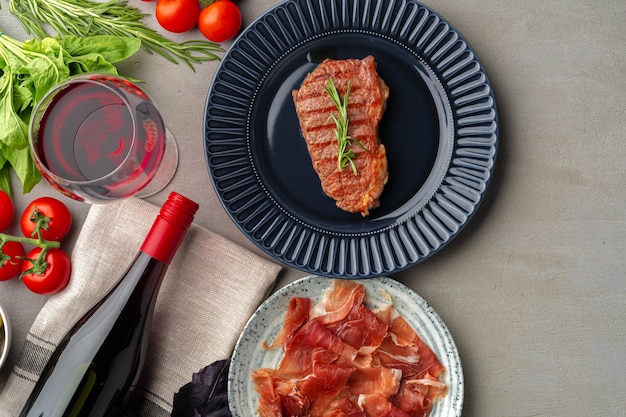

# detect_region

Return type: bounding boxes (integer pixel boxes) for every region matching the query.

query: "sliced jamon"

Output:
[252,280,447,417]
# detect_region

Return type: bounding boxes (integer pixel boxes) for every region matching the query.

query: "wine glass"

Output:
[29,74,178,204]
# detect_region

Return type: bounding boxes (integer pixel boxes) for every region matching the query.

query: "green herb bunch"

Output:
[324,77,368,175]
[0,30,141,196]
[7,0,223,70]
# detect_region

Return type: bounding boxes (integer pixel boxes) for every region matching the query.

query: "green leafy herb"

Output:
[324,77,368,175]
[7,0,223,71]
[0,30,141,196]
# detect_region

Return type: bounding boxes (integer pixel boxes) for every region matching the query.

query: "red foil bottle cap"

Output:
[159,192,199,228]
[141,192,199,263]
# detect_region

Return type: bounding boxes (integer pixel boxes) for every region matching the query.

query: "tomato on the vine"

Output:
[21,247,71,295]
[156,0,201,33]
[0,190,14,232]
[198,0,242,43]
[0,241,25,281]
[21,197,72,242]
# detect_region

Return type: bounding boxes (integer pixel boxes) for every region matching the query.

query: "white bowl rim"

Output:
[0,302,11,370]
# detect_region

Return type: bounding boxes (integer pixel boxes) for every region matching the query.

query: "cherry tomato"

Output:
[0,190,14,232]
[156,0,201,33]
[21,248,71,295]
[0,241,25,281]
[198,0,242,43]
[21,197,72,241]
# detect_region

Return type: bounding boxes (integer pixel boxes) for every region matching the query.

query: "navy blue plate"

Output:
[204,0,498,278]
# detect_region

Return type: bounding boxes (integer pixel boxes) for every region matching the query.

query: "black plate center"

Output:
[250,32,453,234]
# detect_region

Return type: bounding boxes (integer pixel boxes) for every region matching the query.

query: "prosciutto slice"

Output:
[252,280,447,417]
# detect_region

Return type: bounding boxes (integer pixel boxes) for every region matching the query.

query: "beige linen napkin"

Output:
[0,197,281,417]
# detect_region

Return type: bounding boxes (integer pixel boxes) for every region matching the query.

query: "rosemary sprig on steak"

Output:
[324,78,368,175]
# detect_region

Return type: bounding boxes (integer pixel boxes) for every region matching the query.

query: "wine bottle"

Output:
[19,192,199,417]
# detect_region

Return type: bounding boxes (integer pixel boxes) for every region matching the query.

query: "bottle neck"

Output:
[139,192,199,264]
[140,216,188,264]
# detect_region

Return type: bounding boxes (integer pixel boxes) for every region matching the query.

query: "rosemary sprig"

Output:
[7,0,223,71]
[324,77,368,175]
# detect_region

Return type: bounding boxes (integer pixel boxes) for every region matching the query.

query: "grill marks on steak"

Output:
[292,56,389,216]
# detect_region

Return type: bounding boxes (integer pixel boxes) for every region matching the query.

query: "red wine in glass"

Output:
[31,74,177,203]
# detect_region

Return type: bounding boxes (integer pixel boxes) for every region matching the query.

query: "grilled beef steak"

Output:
[292,55,389,216]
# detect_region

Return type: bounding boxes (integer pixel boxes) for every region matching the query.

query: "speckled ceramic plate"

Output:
[228,276,463,416]
[0,302,11,370]
[204,0,498,278]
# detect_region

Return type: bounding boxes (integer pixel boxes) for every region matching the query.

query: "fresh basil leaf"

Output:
[23,38,67,69]
[23,38,70,102]
[13,74,35,115]
[66,53,119,75]
[2,143,41,194]
[0,73,29,149]
[0,155,12,196]
[59,35,141,64]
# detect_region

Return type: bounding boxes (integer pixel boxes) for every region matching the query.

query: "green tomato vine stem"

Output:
[0,233,61,276]
[0,233,60,251]
[0,208,62,276]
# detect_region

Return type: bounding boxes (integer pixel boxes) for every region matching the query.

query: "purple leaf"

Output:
[172,359,232,417]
